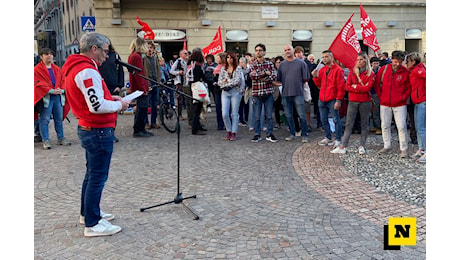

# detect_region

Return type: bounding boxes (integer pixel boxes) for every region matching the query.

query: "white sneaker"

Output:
[80,210,115,225]
[84,219,121,237]
[318,138,334,146]
[416,154,426,164]
[358,146,366,155]
[330,146,346,154]
[410,149,425,159]
[285,135,295,141]
[332,140,341,149]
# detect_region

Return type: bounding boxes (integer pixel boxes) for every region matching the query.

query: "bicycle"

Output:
[158,83,178,133]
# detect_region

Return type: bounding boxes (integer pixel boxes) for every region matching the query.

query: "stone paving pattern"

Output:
[35,110,426,259]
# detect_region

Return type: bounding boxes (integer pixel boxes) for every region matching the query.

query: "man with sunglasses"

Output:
[62,32,129,237]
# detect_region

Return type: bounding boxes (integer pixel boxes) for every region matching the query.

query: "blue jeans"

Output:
[253,95,274,136]
[78,126,114,227]
[282,96,308,137]
[147,87,160,125]
[221,88,242,133]
[319,100,342,141]
[414,102,426,151]
[39,94,64,141]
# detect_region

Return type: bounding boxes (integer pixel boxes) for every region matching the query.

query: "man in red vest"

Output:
[62,32,129,237]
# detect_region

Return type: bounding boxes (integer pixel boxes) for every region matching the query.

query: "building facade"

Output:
[92,0,426,62]
[34,0,426,65]
[34,0,93,65]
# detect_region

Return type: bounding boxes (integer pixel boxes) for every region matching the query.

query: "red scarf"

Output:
[34,61,70,120]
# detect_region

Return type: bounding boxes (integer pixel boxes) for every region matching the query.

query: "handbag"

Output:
[303,82,312,102]
[191,81,209,103]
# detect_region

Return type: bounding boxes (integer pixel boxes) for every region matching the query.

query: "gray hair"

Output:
[79,32,111,53]
[406,52,422,65]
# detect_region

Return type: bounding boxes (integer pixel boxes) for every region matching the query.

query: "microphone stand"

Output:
[122,65,199,220]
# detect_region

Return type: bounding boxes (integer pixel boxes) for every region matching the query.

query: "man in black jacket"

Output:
[99,44,125,142]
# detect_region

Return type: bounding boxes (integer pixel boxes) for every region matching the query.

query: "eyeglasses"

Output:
[95,45,109,54]
[255,49,264,52]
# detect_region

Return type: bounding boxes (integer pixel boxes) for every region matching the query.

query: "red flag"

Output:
[328,14,361,71]
[202,26,224,56]
[360,4,380,52]
[136,16,155,40]
[183,36,187,51]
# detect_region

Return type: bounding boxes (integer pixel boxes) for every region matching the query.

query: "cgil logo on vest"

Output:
[83,78,101,111]
[87,88,101,111]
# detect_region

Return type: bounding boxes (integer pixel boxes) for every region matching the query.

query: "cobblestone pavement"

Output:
[34,109,426,259]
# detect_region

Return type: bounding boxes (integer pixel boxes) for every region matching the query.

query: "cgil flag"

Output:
[360,4,380,52]
[328,13,361,71]
[202,26,224,56]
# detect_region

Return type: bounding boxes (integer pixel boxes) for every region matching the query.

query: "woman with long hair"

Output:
[406,52,426,163]
[188,48,207,135]
[127,37,153,137]
[331,52,375,154]
[218,52,243,141]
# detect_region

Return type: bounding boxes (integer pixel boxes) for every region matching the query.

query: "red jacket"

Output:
[409,63,426,104]
[128,52,149,94]
[374,64,410,107]
[62,54,120,128]
[345,70,375,102]
[313,63,345,103]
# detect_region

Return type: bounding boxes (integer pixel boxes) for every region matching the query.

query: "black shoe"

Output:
[251,135,262,143]
[133,131,151,137]
[34,135,42,143]
[192,131,206,135]
[266,134,279,143]
[142,130,154,136]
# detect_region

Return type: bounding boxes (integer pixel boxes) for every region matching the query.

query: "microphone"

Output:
[115,59,142,72]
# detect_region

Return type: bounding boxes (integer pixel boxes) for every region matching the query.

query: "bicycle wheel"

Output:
[159,102,178,133]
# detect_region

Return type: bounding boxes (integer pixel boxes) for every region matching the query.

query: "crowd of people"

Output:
[34,36,426,163]
[34,32,426,237]
[165,44,426,165]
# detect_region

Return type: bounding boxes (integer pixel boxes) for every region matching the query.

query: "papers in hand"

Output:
[122,90,143,102]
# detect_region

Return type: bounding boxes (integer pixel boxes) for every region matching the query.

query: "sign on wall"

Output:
[81,16,96,32]
[262,6,278,19]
